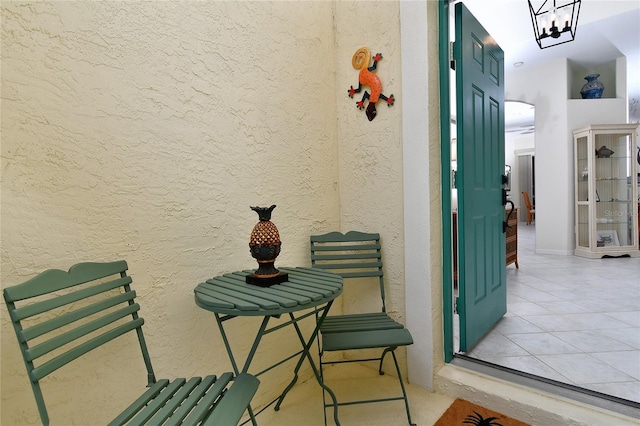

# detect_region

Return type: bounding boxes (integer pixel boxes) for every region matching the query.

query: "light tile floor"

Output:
[461,222,640,403]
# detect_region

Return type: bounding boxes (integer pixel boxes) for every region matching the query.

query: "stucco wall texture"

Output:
[332,0,408,368]
[1,1,410,425]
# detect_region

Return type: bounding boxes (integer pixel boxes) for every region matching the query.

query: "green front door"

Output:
[454,2,506,352]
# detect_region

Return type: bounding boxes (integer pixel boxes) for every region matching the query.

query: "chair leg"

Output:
[390,350,416,426]
[319,355,328,426]
[378,347,395,375]
[319,351,340,426]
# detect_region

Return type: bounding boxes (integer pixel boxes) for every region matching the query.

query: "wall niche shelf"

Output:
[568,59,620,100]
[574,124,639,258]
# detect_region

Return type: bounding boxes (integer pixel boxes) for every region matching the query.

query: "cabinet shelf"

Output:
[573,124,639,259]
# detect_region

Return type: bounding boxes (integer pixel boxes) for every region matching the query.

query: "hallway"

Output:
[461,222,640,404]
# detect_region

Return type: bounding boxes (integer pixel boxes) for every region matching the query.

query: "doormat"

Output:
[434,398,530,426]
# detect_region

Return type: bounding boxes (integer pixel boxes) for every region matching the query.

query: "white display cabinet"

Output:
[574,124,639,258]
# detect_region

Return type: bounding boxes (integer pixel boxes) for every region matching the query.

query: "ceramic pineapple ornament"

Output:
[248,205,286,285]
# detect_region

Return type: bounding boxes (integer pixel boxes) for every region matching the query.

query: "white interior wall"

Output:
[507,58,571,254]
[400,0,439,391]
[506,58,627,255]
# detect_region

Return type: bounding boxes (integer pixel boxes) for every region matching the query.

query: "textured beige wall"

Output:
[332,1,409,372]
[334,3,404,314]
[1,2,341,424]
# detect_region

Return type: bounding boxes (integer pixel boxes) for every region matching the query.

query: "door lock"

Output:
[502,174,514,233]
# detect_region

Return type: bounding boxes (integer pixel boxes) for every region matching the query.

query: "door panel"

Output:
[455,2,506,352]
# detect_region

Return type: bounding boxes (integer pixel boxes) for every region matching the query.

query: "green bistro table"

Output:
[194,267,343,425]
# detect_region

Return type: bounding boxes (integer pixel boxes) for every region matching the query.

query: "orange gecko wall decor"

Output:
[347,47,395,121]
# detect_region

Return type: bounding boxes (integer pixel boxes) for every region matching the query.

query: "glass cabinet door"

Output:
[594,132,634,248]
[575,135,589,249]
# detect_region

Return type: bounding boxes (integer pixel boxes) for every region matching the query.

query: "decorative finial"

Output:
[250,205,277,221]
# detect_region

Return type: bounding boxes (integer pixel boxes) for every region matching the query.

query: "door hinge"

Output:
[449,41,456,70]
[454,297,459,314]
[452,170,458,188]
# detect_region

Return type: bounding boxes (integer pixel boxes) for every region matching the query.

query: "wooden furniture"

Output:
[310,231,415,426]
[521,191,535,225]
[452,208,518,283]
[506,207,519,268]
[573,124,639,258]
[3,260,259,426]
[194,267,343,426]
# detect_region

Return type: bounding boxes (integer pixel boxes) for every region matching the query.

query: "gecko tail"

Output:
[366,103,377,121]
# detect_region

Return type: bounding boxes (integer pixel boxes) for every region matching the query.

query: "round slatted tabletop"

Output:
[194,267,343,317]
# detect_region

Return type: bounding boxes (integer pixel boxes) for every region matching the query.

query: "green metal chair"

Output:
[3,260,259,426]
[310,231,415,426]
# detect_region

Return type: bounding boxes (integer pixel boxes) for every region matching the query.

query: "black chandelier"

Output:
[528,0,581,49]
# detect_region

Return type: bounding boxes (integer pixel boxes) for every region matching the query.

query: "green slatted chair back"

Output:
[310,231,387,313]
[3,260,258,426]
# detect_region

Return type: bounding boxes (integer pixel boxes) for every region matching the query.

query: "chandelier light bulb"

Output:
[563,12,571,30]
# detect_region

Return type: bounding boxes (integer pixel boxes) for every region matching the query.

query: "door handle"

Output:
[502,175,514,233]
[503,199,515,233]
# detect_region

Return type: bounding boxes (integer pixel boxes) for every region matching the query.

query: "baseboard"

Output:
[435,361,640,425]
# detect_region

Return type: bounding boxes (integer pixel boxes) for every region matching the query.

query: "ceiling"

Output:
[456,0,640,133]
